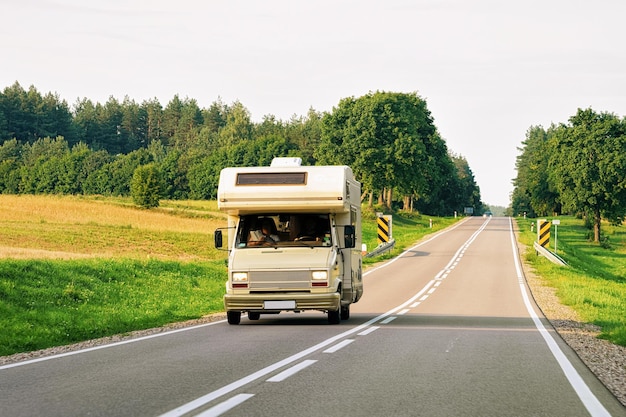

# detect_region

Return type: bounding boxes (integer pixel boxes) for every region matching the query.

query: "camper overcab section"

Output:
[214,158,363,324]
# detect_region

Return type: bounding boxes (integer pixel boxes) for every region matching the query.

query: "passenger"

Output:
[249,218,280,246]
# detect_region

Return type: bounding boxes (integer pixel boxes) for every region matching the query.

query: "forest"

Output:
[512,108,626,242]
[0,82,483,215]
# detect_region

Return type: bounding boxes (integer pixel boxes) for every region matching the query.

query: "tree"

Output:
[120,96,143,151]
[131,163,163,208]
[217,101,253,149]
[433,153,480,216]
[202,98,228,134]
[513,126,560,217]
[285,108,322,165]
[161,95,183,145]
[73,98,103,149]
[57,142,94,194]
[98,96,127,154]
[315,91,456,210]
[0,82,34,142]
[549,108,626,242]
[0,138,22,193]
[141,98,164,145]
[187,150,228,200]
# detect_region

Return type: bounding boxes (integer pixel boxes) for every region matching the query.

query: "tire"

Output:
[227,311,241,325]
[340,305,350,320]
[328,308,340,324]
[248,312,260,321]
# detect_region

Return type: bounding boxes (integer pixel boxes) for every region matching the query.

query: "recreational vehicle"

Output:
[214,158,363,324]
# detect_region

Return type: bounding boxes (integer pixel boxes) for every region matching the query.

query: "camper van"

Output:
[214,157,363,324]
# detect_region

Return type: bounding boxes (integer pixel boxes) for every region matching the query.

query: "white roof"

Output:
[217,165,358,214]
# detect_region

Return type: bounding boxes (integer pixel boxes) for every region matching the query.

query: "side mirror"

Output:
[343,225,355,248]
[214,229,223,248]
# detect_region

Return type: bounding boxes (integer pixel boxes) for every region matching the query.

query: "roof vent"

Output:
[270,157,302,167]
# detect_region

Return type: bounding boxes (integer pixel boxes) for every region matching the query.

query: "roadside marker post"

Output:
[537,219,551,248]
[552,219,560,254]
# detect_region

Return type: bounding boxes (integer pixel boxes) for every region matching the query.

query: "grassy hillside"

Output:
[0,195,459,356]
[0,195,227,260]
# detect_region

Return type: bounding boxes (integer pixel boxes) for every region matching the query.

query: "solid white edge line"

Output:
[508,217,610,417]
[0,320,225,370]
[195,393,255,417]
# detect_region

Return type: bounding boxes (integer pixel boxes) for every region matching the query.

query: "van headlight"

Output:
[311,270,328,280]
[232,272,248,282]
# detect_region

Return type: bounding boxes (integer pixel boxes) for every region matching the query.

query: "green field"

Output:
[0,195,459,356]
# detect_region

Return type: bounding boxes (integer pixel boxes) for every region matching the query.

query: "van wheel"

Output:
[340,305,350,320]
[227,311,241,325]
[328,308,340,324]
[248,312,260,320]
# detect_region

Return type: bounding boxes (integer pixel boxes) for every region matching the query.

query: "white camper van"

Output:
[214,157,363,324]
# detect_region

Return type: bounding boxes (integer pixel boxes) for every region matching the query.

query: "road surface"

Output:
[2,216,625,416]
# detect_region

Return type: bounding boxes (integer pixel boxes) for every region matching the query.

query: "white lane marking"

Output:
[266,360,317,382]
[363,217,471,277]
[396,309,410,315]
[323,339,354,353]
[508,218,610,417]
[419,295,429,301]
[159,314,395,416]
[427,288,436,294]
[358,326,379,336]
[195,393,254,417]
[381,316,397,324]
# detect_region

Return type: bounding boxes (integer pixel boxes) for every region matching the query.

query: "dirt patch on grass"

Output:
[0,246,96,260]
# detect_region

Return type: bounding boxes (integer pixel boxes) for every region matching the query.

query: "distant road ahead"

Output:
[2,217,625,416]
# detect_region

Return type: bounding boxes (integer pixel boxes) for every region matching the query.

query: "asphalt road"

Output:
[2,217,625,416]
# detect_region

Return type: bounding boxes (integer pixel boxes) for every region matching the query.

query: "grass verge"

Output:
[515,216,626,346]
[0,258,226,356]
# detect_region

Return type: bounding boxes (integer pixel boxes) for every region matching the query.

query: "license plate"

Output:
[264,300,296,310]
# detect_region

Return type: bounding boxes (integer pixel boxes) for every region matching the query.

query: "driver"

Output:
[295,216,320,241]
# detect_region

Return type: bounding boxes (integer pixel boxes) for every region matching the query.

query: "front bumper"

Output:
[224,292,340,312]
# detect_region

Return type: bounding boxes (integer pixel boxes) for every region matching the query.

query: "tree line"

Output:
[0,82,483,215]
[511,108,626,242]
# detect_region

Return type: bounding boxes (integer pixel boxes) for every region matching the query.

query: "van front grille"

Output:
[249,270,310,290]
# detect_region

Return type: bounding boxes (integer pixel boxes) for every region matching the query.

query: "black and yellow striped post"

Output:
[377,214,392,245]
[537,219,551,248]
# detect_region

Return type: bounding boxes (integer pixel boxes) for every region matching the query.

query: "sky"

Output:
[2,0,625,207]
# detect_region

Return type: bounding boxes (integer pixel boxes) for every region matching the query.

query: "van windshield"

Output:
[236,214,331,248]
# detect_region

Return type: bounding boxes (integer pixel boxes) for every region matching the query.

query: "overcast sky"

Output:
[2,0,625,207]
